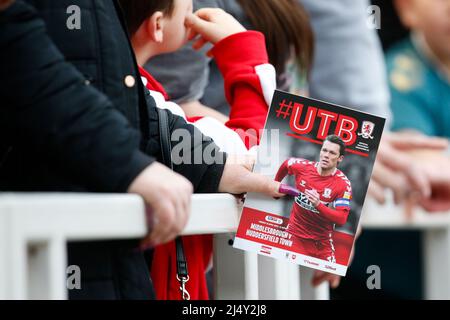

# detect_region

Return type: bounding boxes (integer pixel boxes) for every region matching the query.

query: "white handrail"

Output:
[361,198,450,299]
[362,198,450,229]
[4,193,450,300]
[0,193,323,300]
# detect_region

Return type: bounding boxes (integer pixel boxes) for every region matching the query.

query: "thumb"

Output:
[244,173,285,198]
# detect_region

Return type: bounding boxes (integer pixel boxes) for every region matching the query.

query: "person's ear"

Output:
[146,11,164,43]
[394,0,420,29]
[338,155,344,164]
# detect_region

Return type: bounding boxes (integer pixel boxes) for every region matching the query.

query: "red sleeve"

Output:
[275,159,290,182]
[316,204,349,226]
[211,31,272,149]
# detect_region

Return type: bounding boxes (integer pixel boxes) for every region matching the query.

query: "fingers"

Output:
[192,36,208,51]
[422,199,450,212]
[186,21,199,41]
[129,163,193,248]
[368,179,386,204]
[153,200,178,245]
[305,189,319,198]
[377,146,431,199]
[141,200,176,249]
[375,163,410,204]
[373,135,449,207]
[185,8,246,45]
[194,8,218,21]
[244,171,286,197]
[387,133,448,151]
[270,181,286,198]
[311,271,341,289]
[185,11,211,33]
[382,148,430,198]
[184,10,218,44]
[405,163,431,199]
[304,189,319,205]
[219,159,286,197]
[420,182,450,212]
[331,276,341,289]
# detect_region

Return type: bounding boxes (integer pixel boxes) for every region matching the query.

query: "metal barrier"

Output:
[0,193,327,300]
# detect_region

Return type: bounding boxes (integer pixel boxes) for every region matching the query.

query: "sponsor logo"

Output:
[295,192,319,213]
[358,121,375,139]
[259,245,272,255]
[303,259,319,266]
[265,215,283,225]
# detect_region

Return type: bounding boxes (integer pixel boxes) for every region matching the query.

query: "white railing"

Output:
[362,198,450,300]
[0,193,327,300]
[3,193,450,300]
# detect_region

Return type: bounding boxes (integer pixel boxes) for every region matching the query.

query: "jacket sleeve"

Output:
[170,114,227,193]
[212,31,276,149]
[143,91,226,193]
[0,1,154,192]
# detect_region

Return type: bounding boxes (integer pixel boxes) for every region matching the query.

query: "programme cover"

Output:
[233,90,386,276]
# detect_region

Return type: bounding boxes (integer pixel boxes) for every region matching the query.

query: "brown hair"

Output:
[236,0,314,74]
[118,0,175,36]
[325,135,346,156]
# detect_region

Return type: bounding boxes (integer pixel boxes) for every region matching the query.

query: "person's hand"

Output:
[422,180,450,212]
[185,8,246,51]
[218,155,285,198]
[305,189,320,207]
[406,150,450,212]
[368,132,448,205]
[311,270,341,289]
[127,162,194,248]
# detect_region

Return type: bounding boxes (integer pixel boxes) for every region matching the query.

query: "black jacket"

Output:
[0,0,225,299]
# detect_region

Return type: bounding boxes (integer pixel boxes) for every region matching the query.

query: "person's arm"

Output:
[274,159,292,182]
[315,203,349,226]
[305,188,351,226]
[186,9,276,149]
[0,1,154,192]
[180,100,229,124]
[211,31,275,148]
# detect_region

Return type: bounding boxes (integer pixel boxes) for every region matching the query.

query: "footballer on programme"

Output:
[275,135,352,263]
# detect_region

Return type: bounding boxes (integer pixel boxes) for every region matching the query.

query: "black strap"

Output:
[157,108,173,170]
[175,237,188,277]
[157,108,190,300]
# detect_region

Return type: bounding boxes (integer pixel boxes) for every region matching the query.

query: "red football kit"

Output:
[275,158,352,263]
